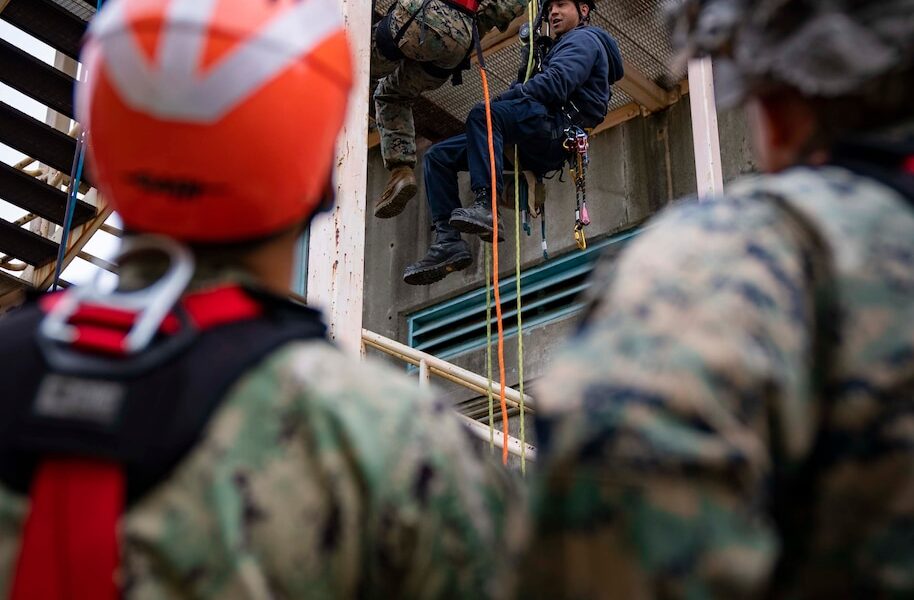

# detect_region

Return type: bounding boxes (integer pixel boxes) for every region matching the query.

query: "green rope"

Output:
[513,152,526,476]
[485,244,495,453]
[509,0,537,475]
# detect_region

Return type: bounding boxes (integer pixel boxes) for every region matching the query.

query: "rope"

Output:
[52,130,87,291]
[510,0,537,476]
[473,32,509,465]
[485,244,495,453]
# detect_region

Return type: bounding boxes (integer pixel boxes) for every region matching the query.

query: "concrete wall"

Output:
[361,96,756,457]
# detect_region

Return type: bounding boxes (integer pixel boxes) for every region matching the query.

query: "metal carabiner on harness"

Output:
[573,221,587,250]
[564,125,591,249]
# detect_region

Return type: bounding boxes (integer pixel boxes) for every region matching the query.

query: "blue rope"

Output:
[51,131,87,291]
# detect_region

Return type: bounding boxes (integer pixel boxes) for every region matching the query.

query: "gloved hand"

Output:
[494,83,526,103]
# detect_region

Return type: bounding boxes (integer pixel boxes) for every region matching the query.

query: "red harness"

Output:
[445,0,480,13]
[10,286,261,600]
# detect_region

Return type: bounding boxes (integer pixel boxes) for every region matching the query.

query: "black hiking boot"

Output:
[403,222,472,286]
[449,188,505,242]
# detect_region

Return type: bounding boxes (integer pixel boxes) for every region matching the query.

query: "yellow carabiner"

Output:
[574,225,587,250]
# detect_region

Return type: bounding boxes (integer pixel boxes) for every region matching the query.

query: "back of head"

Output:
[78,0,353,244]
[666,0,914,140]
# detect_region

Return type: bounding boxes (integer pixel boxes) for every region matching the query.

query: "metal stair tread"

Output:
[0,38,76,119]
[0,219,59,267]
[0,102,84,181]
[0,162,95,228]
[1,0,88,60]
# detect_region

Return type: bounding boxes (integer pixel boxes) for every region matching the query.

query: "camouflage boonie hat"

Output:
[666,0,914,106]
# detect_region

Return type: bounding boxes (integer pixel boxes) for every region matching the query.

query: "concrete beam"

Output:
[307,0,371,353]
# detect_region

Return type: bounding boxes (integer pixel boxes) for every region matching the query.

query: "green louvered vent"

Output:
[407,227,643,359]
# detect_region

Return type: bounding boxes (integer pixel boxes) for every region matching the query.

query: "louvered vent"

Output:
[407,227,642,359]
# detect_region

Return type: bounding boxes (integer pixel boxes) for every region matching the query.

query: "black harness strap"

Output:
[0,288,328,505]
[376,0,476,85]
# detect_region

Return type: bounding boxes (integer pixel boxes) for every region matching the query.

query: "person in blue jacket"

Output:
[403,0,623,285]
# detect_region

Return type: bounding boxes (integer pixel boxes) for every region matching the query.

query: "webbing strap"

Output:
[11,460,122,600]
[8,285,289,599]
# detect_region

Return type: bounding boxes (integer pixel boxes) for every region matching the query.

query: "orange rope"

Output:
[478,68,509,465]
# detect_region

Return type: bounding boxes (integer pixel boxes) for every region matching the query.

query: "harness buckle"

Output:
[40,235,195,356]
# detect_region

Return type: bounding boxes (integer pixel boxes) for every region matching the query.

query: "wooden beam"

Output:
[35,200,114,291]
[307,0,370,353]
[617,59,676,112]
[367,128,380,149]
[77,250,117,274]
[471,15,528,65]
[0,0,12,14]
[590,102,643,136]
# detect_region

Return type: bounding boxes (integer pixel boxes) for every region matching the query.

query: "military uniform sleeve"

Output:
[476,0,527,36]
[289,347,525,600]
[525,196,823,599]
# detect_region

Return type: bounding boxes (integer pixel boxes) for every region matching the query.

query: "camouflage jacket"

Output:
[0,289,522,599]
[393,0,527,40]
[526,140,914,597]
[477,0,529,37]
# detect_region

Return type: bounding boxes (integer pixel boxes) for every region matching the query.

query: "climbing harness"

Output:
[564,125,591,250]
[3,237,328,600]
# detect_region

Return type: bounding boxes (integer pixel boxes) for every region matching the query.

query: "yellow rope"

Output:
[509,0,537,475]
[485,244,495,453]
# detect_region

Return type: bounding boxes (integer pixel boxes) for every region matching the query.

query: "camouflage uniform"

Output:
[372,0,527,169]
[0,267,524,599]
[525,128,914,597]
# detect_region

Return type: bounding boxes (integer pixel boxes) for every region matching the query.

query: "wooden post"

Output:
[688,58,724,200]
[418,359,430,389]
[306,1,370,354]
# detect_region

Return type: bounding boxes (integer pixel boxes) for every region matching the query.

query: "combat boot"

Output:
[449,188,505,242]
[374,165,417,219]
[403,222,472,286]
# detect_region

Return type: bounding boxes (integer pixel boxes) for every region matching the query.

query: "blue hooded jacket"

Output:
[501,25,624,128]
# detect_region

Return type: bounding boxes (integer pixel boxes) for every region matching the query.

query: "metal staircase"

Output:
[0,0,105,310]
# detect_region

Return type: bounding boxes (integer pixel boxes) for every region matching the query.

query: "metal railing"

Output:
[361,329,536,462]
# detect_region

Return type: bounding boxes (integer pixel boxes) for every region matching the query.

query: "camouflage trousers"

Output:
[372,0,474,170]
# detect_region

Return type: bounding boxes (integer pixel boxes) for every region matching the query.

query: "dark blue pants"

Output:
[424,96,568,223]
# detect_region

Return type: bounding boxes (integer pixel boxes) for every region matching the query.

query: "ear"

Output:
[579,3,590,20]
[749,91,820,172]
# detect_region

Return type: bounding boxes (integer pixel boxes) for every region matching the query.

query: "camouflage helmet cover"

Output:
[666,0,914,106]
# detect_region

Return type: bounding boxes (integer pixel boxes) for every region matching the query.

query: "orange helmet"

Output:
[77,0,353,243]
